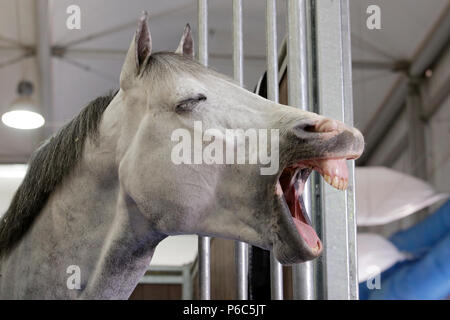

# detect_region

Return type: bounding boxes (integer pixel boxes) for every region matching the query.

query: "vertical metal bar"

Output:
[406,80,427,180]
[232,0,248,300]
[340,1,358,299]
[266,0,283,300]
[198,0,208,67]
[182,264,193,300]
[197,0,211,300]
[314,0,358,299]
[35,0,53,138]
[287,0,315,300]
[233,0,244,86]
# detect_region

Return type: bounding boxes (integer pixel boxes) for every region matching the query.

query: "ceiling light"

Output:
[1,81,45,130]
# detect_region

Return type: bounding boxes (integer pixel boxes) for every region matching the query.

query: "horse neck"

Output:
[55,134,164,298]
[2,121,163,299]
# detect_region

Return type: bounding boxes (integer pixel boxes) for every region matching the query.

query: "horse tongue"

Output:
[315,159,349,190]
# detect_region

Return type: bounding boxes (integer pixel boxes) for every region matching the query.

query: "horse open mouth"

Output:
[276,158,349,253]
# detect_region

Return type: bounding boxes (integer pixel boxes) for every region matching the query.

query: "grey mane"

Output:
[0,91,117,257]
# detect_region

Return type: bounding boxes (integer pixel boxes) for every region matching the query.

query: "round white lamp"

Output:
[2,81,45,130]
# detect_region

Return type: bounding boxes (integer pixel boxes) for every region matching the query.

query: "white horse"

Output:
[0,13,364,299]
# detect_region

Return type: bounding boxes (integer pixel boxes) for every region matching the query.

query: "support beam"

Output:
[35,0,53,137]
[352,60,409,72]
[358,75,409,164]
[406,81,427,179]
[360,5,450,164]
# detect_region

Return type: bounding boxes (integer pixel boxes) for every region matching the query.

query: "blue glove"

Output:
[359,199,450,299]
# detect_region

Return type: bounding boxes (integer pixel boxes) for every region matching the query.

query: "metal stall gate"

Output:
[196,0,358,300]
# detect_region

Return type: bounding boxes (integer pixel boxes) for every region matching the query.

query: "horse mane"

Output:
[0,91,117,257]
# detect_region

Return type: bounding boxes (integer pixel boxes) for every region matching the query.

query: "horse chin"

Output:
[272,157,351,264]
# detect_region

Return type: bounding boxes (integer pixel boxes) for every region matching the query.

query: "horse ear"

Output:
[175,24,194,59]
[120,11,152,89]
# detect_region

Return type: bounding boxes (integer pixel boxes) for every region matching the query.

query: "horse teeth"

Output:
[324,174,331,185]
[332,176,339,189]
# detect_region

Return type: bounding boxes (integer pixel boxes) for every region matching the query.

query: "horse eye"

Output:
[176,94,207,113]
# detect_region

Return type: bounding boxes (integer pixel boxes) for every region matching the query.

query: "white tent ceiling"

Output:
[0,0,448,163]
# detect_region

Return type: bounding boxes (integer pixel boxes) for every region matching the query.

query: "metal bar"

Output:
[352,60,409,72]
[423,74,450,121]
[266,0,283,300]
[0,34,23,47]
[314,0,358,299]
[358,76,409,165]
[35,0,53,138]
[0,53,29,70]
[182,264,193,300]
[232,0,248,300]
[406,81,427,180]
[140,275,184,284]
[57,49,266,61]
[409,3,450,77]
[340,0,359,299]
[197,0,211,301]
[287,0,315,300]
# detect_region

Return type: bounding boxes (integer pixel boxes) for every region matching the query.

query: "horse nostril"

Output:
[304,125,316,132]
[315,118,338,133]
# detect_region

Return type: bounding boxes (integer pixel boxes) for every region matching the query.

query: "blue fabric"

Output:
[359,199,450,300]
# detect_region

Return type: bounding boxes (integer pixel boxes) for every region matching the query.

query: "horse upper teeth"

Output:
[332,176,339,188]
[323,174,348,191]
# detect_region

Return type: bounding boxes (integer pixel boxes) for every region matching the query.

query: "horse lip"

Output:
[273,169,323,260]
[274,191,322,260]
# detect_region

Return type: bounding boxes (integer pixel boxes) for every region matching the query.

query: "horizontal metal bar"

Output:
[140,275,184,284]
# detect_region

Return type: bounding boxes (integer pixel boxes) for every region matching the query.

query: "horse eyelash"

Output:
[175,94,207,112]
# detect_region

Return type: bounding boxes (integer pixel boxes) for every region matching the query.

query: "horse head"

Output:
[114,13,364,264]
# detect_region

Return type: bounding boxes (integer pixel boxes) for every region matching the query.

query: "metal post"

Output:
[314,0,359,299]
[266,0,283,300]
[35,0,53,138]
[197,0,211,300]
[232,0,248,300]
[287,0,315,300]
[182,264,193,300]
[406,80,427,180]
